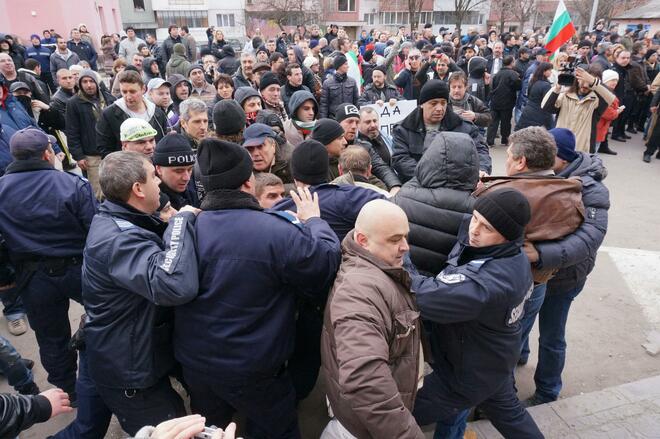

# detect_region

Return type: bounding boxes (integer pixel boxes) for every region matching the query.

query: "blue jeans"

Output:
[533,285,583,402]
[1,286,26,321]
[519,283,547,363]
[51,350,112,439]
[0,336,33,389]
[433,409,469,439]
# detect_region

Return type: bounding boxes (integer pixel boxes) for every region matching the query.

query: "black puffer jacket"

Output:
[516,79,553,130]
[393,132,478,275]
[357,83,402,106]
[538,152,609,294]
[217,46,239,76]
[319,72,359,119]
[391,107,492,182]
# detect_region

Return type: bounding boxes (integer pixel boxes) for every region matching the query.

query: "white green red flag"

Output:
[544,0,576,58]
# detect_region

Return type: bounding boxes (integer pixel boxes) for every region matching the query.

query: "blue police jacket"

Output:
[0,159,96,261]
[0,94,61,154]
[409,216,533,405]
[174,190,341,378]
[83,201,199,389]
[273,183,385,241]
[25,45,53,73]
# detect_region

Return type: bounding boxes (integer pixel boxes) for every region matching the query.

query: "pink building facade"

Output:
[0,0,122,46]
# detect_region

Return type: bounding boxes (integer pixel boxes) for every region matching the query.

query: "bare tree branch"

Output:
[454,0,489,35]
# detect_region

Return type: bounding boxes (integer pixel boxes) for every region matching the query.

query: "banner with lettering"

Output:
[364,100,418,138]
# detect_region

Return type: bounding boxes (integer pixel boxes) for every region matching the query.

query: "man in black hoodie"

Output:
[66,70,115,197]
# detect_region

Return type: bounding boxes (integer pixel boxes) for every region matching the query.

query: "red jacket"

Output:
[597,96,619,142]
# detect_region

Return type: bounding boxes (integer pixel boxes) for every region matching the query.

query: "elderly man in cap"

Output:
[321,200,424,439]
[0,128,97,404]
[120,118,158,157]
[242,122,293,186]
[83,151,200,436]
[188,65,216,109]
[154,134,199,210]
[174,138,341,439]
[409,188,544,438]
[391,79,491,183]
[334,103,401,193]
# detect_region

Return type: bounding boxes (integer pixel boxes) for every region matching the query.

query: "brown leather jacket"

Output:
[321,233,425,439]
[474,173,585,283]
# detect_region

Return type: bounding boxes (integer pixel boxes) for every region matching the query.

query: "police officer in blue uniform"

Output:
[409,188,544,438]
[0,128,97,402]
[82,151,201,436]
[174,139,341,439]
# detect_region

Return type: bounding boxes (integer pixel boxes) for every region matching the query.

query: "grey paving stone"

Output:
[615,375,660,402]
[550,389,631,421]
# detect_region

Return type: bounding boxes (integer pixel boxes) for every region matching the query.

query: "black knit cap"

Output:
[213,100,246,135]
[259,71,280,91]
[334,103,360,123]
[153,134,196,166]
[311,119,345,146]
[474,188,531,242]
[373,65,387,75]
[333,54,348,70]
[197,138,253,191]
[418,79,449,105]
[290,140,329,185]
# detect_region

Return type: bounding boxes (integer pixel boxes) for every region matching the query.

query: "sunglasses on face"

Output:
[409,55,421,60]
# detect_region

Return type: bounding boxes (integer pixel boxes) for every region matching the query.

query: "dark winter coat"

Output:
[217,46,240,76]
[67,40,97,69]
[274,183,385,242]
[25,44,53,73]
[84,201,198,389]
[538,153,609,294]
[96,98,169,156]
[393,132,478,276]
[0,393,52,438]
[358,83,402,106]
[173,190,340,377]
[354,136,401,190]
[162,35,182,65]
[391,107,492,182]
[66,85,116,159]
[489,67,521,110]
[516,79,553,130]
[409,218,533,408]
[320,72,359,119]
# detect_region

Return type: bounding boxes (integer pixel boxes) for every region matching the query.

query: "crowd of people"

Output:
[0,16,650,438]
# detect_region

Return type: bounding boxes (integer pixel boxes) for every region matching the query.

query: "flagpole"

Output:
[588,0,600,31]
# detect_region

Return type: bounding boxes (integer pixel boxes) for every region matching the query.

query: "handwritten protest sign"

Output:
[364,100,418,137]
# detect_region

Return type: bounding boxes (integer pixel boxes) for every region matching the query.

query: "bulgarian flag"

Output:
[545,0,576,58]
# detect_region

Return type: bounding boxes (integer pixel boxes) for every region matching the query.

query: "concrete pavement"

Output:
[6,131,660,438]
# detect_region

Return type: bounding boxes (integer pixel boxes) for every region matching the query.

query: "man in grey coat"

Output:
[50,37,80,75]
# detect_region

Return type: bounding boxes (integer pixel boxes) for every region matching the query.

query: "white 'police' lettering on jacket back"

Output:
[161,216,184,272]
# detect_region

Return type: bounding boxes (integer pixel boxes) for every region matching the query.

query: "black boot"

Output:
[16,381,40,395]
[599,145,618,155]
[643,153,652,163]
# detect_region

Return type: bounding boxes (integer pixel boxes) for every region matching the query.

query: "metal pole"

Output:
[588,0,600,30]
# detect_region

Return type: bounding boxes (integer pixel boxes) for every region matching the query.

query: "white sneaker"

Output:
[8,318,28,336]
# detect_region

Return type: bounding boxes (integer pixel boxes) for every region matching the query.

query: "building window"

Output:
[432,11,482,25]
[155,10,209,28]
[338,0,355,12]
[217,14,236,27]
[133,0,145,10]
[419,11,433,25]
[364,13,376,25]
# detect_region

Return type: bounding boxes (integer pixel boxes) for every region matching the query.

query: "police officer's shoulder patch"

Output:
[113,218,135,231]
[266,210,304,230]
[436,271,467,284]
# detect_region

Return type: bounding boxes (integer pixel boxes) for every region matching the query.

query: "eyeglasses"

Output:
[408,55,421,60]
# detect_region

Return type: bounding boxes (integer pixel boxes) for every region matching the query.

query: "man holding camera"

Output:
[542,66,615,153]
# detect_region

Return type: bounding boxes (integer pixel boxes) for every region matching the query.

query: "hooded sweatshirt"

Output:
[284,90,318,146]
